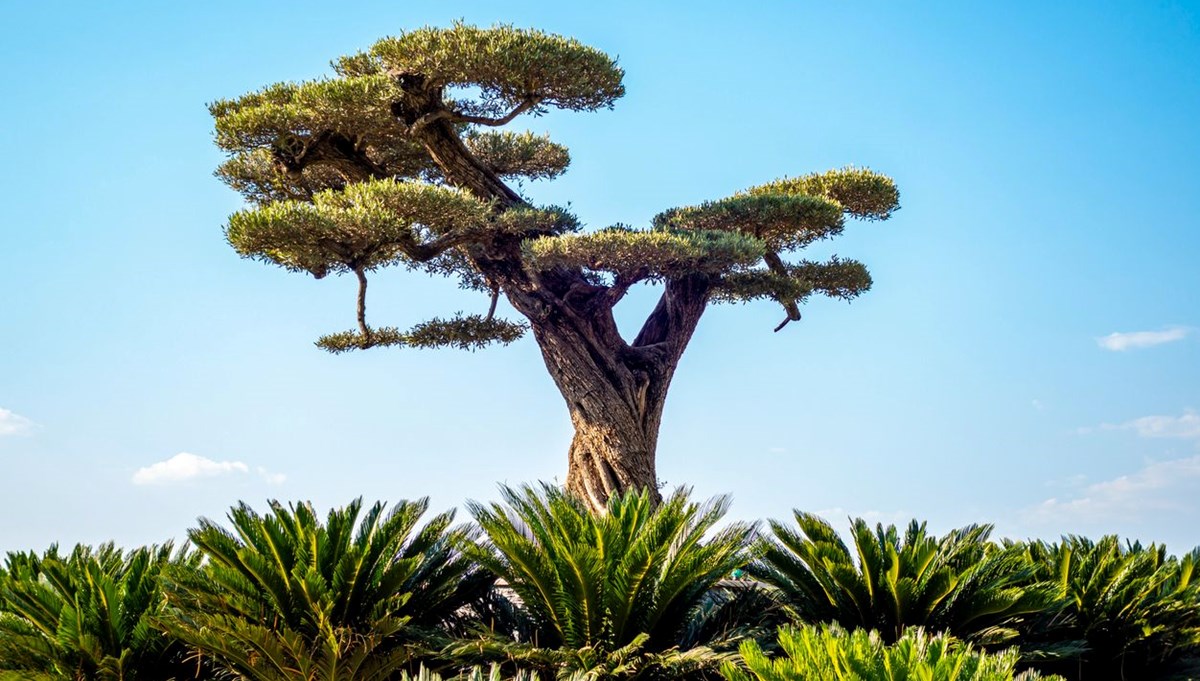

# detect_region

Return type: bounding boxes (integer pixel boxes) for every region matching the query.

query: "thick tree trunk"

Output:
[564,394,661,510]
[522,275,710,512]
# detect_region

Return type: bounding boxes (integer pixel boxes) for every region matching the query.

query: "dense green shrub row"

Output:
[1,486,1198,680]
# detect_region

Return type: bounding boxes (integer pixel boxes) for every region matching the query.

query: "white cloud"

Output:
[1096,327,1189,351]
[1026,455,1200,522]
[0,408,33,436]
[132,452,249,485]
[257,467,287,485]
[1101,409,1200,441]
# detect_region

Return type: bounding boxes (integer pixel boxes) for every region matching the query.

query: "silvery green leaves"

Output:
[317,315,527,353]
[347,23,625,113]
[225,179,493,277]
[713,257,873,305]
[651,168,898,321]
[467,131,571,181]
[655,194,845,252]
[749,167,900,221]
[526,227,766,282]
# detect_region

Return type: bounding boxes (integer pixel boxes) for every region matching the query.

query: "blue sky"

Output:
[2,1,1199,553]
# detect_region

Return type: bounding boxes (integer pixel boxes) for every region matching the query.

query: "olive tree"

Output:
[213,23,899,510]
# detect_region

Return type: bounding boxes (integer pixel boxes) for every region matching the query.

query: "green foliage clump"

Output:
[712,256,873,305]
[721,625,1062,681]
[227,178,494,278]
[1014,536,1200,680]
[655,194,845,252]
[527,227,766,280]
[749,167,901,221]
[317,314,528,353]
[454,485,760,678]
[0,542,203,681]
[466,130,571,181]
[754,513,1058,647]
[160,497,488,681]
[358,22,626,112]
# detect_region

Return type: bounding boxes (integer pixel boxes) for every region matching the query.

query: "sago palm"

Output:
[457,484,759,678]
[720,624,1062,681]
[1015,536,1200,681]
[0,542,203,681]
[161,497,488,681]
[754,513,1057,645]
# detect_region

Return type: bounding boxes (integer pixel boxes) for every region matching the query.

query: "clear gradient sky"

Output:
[2,2,1198,553]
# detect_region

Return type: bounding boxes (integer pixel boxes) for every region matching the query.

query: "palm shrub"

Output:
[754,513,1057,645]
[1015,536,1200,681]
[397,663,572,681]
[456,484,760,678]
[720,624,1062,681]
[160,497,488,681]
[0,542,204,681]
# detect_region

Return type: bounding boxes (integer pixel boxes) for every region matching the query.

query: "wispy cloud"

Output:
[132,452,249,485]
[257,466,287,486]
[1100,409,1200,441]
[1096,327,1189,351]
[0,408,34,436]
[1026,455,1200,522]
[814,507,913,527]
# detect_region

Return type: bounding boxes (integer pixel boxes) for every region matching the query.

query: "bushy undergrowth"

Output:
[2,488,1199,681]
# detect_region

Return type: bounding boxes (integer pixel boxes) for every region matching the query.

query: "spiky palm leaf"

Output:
[0,542,204,681]
[720,624,1063,681]
[1015,536,1200,680]
[754,513,1058,645]
[457,485,757,678]
[161,497,486,681]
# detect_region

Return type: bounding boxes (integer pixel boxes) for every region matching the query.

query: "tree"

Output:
[212,23,900,510]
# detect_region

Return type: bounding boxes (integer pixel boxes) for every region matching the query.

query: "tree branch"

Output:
[763,250,802,332]
[485,285,500,322]
[449,97,541,127]
[631,274,711,356]
[274,130,388,181]
[605,267,651,308]
[354,266,371,341]
[401,230,478,262]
